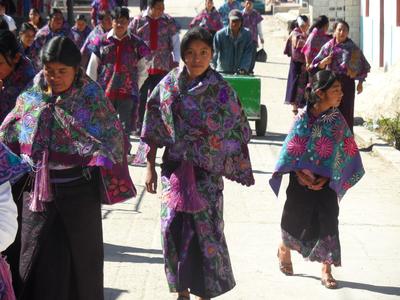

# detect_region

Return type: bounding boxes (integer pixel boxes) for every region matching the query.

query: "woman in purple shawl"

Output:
[189,0,223,37]
[271,70,365,289]
[284,15,309,114]
[311,20,370,132]
[0,36,136,300]
[135,27,254,300]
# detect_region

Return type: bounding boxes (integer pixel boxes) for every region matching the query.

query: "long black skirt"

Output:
[337,74,356,132]
[281,173,341,266]
[18,169,104,300]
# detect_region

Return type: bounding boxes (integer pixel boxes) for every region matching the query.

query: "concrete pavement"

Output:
[102,1,400,299]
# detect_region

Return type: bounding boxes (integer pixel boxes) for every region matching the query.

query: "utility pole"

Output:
[67,0,74,25]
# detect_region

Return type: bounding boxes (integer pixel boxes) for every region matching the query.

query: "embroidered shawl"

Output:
[189,8,223,34]
[0,71,136,210]
[312,38,371,81]
[0,142,30,186]
[242,8,263,45]
[284,27,308,63]
[270,107,364,199]
[135,67,254,186]
[302,27,331,64]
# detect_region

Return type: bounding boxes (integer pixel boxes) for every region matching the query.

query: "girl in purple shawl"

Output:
[311,20,371,132]
[135,27,254,300]
[284,15,309,114]
[189,0,223,37]
[271,70,364,289]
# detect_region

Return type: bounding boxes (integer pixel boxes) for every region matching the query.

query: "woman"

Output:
[28,8,43,30]
[302,15,331,70]
[311,20,370,132]
[18,22,37,61]
[270,70,365,289]
[189,0,223,37]
[284,15,309,114]
[135,27,254,300]
[0,30,35,124]
[0,143,30,300]
[71,14,92,50]
[0,36,136,300]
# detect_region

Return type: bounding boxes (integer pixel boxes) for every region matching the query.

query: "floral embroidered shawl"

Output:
[0,71,136,210]
[302,27,331,64]
[242,8,263,45]
[0,142,30,186]
[135,67,254,186]
[284,27,308,63]
[189,7,223,34]
[312,38,371,81]
[270,107,364,199]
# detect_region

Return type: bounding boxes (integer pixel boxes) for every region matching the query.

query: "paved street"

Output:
[102,1,400,299]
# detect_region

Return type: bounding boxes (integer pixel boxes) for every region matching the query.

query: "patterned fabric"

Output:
[136,66,253,297]
[30,23,74,70]
[312,38,371,81]
[129,13,180,73]
[71,25,92,50]
[0,71,136,210]
[189,7,223,34]
[218,0,242,27]
[270,106,364,199]
[284,27,307,63]
[91,32,151,100]
[80,24,108,66]
[301,27,331,65]
[282,230,341,266]
[0,56,35,123]
[242,8,263,46]
[0,142,30,186]
[90,0,117,25]
[0,255,16,300]
[136,67,254,186]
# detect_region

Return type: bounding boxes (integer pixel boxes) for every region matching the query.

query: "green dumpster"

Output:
[224,75,268,136]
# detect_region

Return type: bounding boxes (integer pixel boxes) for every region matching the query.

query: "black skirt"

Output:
[281,172,341,266]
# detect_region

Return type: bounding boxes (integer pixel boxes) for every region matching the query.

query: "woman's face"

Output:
[29,9,40,24]
[184,39,212,80]
[245,1,253,10]
[49,13,64,31]
[205,0,213,11]
[317,80,343,108]
[43,62,77,94]
[20,29,36,48]
[0,53,19,80]
[334,23,349,43]
[300,21,310,33]
[75,20,87,32]
[149,2,164,19]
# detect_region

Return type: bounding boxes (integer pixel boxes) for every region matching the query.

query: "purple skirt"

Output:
[284,60,308,107]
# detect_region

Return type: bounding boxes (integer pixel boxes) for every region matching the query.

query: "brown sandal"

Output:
[277,249,293,276]
[321,274,338,289]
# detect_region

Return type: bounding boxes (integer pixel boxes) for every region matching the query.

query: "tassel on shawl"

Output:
[29,149,52,212]
[164,161,208,213]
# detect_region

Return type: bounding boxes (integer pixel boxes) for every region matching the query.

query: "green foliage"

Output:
[373,113,400,150]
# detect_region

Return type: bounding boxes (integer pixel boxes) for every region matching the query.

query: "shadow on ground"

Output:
[104,288,129,300]
[104,243,164,264]
[250,131,287,146]
[294,274,400,296]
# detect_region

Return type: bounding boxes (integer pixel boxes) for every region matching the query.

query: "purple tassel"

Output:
[164,161,208,213]
[29,150,52,212]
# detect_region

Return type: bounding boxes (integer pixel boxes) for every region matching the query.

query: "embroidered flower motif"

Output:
[315,136,334,158]
[109,177,129,197]
[321,110,339,124]
[311,125,322,139]
[287,135,308,156]
[343,137,358,156]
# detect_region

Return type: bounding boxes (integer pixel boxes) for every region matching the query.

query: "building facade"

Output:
[360,0,400,68]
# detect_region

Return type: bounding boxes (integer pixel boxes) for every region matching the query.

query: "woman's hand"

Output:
[357,81,363,94]
[295,170,315,187]
[308,176,329,191]
[319,55,332,69]
[145,165,158,194]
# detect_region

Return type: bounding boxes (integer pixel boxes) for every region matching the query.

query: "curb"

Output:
[354,126,400,173]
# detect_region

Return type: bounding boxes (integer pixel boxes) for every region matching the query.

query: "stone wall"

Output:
[308,0,360,45]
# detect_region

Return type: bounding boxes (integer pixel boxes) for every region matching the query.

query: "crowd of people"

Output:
[0,0,370,299]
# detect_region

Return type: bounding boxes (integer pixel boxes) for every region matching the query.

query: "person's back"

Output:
[213,9,253,74]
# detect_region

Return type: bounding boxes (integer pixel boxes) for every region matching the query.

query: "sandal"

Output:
[321,274,338,289]
[277,248,293,276]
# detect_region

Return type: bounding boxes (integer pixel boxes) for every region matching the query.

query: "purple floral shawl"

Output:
[189,8,223,33]
[242,8,263,45]
[270,106,364,199]
[284,27,308,63]
[0,71,136,211]
[0,142,30,186]
[312,38,371,81]
[135,67,254,186]
[302,27,331,64]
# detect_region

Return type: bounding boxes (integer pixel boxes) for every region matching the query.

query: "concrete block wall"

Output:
[308,0,360,45]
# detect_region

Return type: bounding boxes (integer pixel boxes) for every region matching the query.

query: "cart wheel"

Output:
[255,104,267,136]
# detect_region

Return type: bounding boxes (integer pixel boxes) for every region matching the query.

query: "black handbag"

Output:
[255,48,267,63]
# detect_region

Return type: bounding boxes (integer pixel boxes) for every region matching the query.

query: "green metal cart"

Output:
[224,75,268,137]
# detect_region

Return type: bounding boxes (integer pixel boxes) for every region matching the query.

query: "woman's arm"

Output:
[145,143,158,193]
[0,182,17,252]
